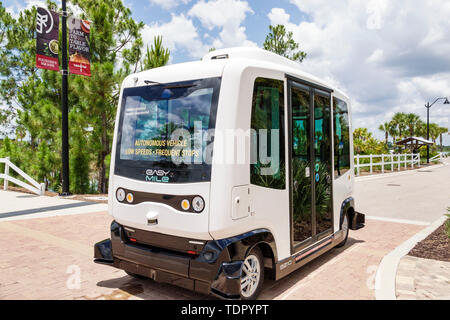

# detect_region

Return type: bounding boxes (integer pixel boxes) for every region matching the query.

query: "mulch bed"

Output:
[409,223,450,262]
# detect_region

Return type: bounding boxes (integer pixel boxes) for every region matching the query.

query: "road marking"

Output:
[366,216,431,226]
[0,202,98,219]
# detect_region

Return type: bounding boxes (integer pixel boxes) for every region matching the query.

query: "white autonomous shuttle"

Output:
[94,47,365,300]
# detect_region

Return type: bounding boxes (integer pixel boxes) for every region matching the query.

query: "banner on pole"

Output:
[36,7,60,71]
[68,17,91,76]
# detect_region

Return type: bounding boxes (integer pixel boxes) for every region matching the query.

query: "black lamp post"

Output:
[60,0,70,196]
[425,97,449,164]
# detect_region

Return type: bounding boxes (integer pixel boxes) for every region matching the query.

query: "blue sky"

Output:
[4,0,450,144]
[124,0,307,63]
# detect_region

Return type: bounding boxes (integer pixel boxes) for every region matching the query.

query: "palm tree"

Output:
[416,122,428,139]
[391,113,408,140]
[142,35,170,70]
[378,122,390,144]
[405,113,423,137]
[388,121,399,143]
[429,123,440,144]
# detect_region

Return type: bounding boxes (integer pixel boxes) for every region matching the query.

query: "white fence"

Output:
[430,152,449,162]
[354,153,421,177]
[0,157,45,196]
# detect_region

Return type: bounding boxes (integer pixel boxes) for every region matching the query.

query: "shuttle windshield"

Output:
[115,77,221,183]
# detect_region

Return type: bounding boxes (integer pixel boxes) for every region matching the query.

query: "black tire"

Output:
[336,211,350,248]
[240,246,265,300]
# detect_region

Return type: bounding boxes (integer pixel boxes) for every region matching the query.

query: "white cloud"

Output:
[366,49,384,64]
[267,8,290,26]
[188,0,256,48]
[5,0,46,18]
[149,0,191,10]
[366,0,390,30]
[141,14,208,59]
[268,1,450,143]
[5,0,84,19]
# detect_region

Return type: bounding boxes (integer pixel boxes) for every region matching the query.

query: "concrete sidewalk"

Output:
[397,256,450,300]
[355,161,450,224]
[0,190,107,222]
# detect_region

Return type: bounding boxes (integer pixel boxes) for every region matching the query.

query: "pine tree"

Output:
[141,35,170,70]
[0,0,149,194]
[263,25,307,63]
[69,0,144,194]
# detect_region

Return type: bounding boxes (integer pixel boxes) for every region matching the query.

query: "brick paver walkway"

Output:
[0,212,423,300]
[396,255,450,300]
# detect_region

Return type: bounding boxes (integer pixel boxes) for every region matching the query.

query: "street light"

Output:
[425,97,449,164]
[60,0,70,196]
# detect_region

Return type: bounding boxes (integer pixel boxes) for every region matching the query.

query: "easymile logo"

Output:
[146,169,171,183]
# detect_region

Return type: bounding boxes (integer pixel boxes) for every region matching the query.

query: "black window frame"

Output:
[250,77,286,190]
[333,97,351,179]
[114,77,221,184]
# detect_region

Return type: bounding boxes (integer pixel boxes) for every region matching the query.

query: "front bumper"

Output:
[351,211,366,230]
[94,222,242,299]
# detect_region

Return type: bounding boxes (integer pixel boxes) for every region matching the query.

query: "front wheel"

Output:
[240,247,264,300]
[336,212,350,248]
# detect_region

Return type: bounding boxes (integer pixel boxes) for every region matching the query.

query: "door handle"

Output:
[294,180,299,193]
[305,167,311,178]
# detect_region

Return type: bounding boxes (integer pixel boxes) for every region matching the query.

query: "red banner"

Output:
[35,7,60,71]
[68,17,91,76]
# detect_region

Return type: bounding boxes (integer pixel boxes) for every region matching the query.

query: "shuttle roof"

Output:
[124,47,348,101]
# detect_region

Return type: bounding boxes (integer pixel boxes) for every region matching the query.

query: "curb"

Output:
[374,215,447,300]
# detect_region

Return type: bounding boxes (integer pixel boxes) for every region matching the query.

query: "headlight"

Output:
[126,193,134,204]
[192,196,205,213]
[116,188,126,202]
[181,199,190,211]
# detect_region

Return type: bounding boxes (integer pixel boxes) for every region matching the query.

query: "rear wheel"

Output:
[336,212,350,248]
[240,247,264,300]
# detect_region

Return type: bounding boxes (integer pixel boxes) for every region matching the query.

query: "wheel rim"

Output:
[241,254,261,298]
[342,214,349,235]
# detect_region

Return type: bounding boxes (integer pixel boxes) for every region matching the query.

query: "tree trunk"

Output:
[97,112,110,194]
[98,156,106,194]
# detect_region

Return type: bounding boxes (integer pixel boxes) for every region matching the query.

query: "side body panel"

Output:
[331,92,355,232]
[208,61,291,261]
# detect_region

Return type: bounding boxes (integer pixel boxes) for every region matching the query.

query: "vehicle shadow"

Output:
[95,237,364,300]
[96,275,212,300]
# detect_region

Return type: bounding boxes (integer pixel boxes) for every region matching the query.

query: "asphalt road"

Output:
[354,159,450,224]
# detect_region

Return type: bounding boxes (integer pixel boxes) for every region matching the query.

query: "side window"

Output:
[250,78,286,190]
[333,97,351,178]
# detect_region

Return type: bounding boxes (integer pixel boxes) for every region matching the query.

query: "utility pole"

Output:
[426,102,430,164]
[425,97,449,164]
[61,0,70,195]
